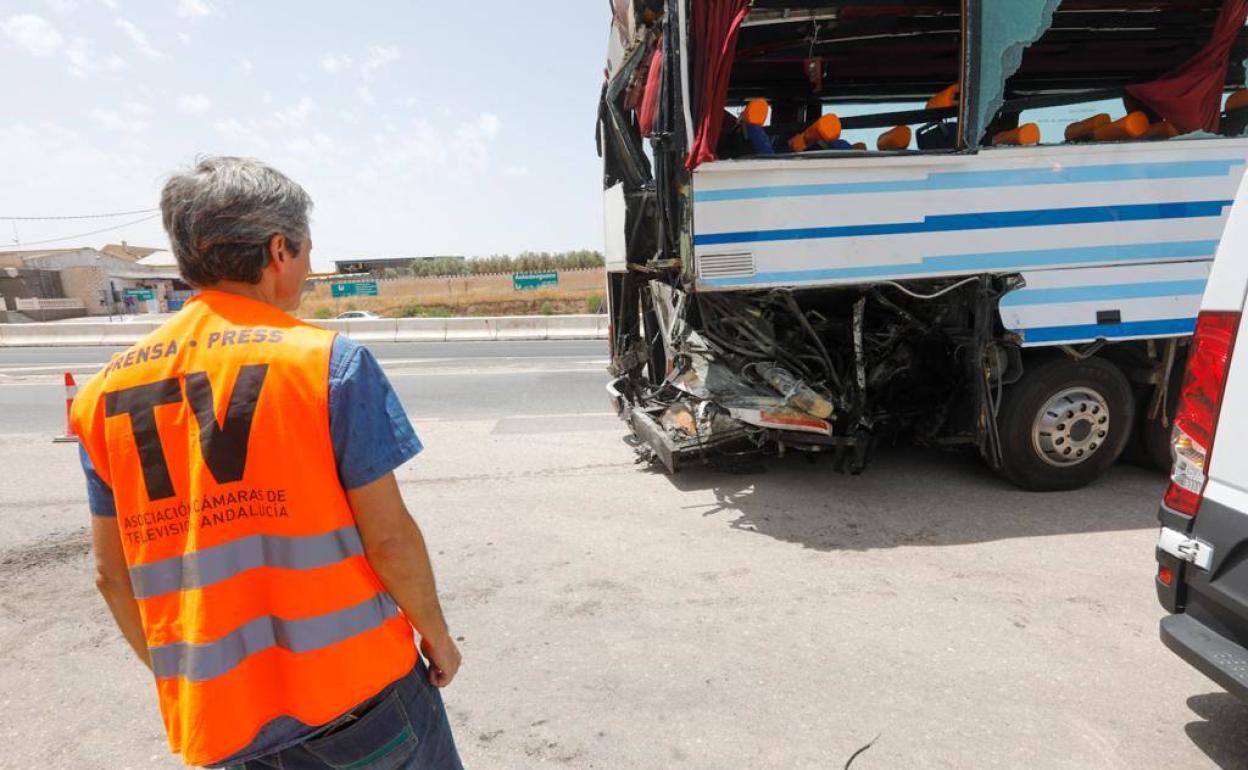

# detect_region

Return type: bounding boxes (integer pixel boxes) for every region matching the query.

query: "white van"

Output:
[1155,172,1248,700]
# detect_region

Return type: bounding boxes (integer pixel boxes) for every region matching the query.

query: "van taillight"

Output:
[1164,311,1241,516]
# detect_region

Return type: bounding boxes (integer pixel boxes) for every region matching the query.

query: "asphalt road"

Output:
[1,339,1246,769]
[0,340,610,434]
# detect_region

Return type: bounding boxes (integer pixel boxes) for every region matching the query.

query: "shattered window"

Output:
[977,1,1248,147]
[972,0,1062,148]
[715,3,964,158]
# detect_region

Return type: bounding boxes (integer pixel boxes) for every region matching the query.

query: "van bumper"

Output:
[1161,613,1248,703]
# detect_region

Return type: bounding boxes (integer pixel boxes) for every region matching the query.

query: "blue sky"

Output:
[0,1,608,269]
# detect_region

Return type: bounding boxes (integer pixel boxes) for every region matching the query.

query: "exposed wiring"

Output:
[0,213,161,249]
[843,734,881,770]
[879,276,979,300]
[0,207,158,221]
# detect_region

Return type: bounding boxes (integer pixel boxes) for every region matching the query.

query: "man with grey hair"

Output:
[71,156,463,769]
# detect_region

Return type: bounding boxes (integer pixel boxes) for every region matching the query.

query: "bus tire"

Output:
[995,356,1135,491]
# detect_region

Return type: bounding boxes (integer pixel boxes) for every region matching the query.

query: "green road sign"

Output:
[124,288,155,301]
[513,271,559,291]
[331,281,379,298]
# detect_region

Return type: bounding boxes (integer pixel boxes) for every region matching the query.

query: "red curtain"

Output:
[639,41,664,137]
[685,0,751,170]
[1125,0,1248,133]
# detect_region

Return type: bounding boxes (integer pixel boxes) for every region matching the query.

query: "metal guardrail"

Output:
[0,315,609,347]
[14,297,85,311]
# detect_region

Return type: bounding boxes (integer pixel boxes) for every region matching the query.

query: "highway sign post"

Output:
[513,271,559,291]
[331,281,379,298]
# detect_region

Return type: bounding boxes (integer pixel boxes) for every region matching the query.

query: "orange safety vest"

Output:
[71,290,416,767]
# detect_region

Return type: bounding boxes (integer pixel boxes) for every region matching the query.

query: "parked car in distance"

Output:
[1156,175,1248,702]
[335,310,382,320]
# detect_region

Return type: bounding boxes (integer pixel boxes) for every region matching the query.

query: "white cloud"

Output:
[320,53,351,74]
[124,100,149,115]
[355,85,375,106]
[504,165,529,177]
[286,132,337,157]
[453,113,501,167]
[214,118,269,150]
[179,93,211,114]
[237,57,253,74]
[272,96,315,127]
[361,44,399,78]
[100,0,117,7]
[113,18,161,58]
[92,107,146,133]
[382,119,447,165]
[64,36,94,76]
[177,31,191,44]
[42,0,78,14]
[59,33,125,77]
[175,0,213,19]
[2,14,65,57]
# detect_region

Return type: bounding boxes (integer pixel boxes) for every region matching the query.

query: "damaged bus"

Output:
[599,0,1248,490]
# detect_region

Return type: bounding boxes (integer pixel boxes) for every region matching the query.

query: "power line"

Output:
[0,207,159,221]
[1,214,161,249]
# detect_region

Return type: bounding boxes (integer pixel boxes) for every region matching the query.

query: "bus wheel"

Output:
[995,357,1134,491]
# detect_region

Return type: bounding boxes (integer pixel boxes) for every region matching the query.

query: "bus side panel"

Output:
[689,140,1248,296]
[604,182,628,273]
[1000,261,1211,346]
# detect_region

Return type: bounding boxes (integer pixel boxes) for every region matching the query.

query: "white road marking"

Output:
[387,367,606,377]
[411,411,616,423]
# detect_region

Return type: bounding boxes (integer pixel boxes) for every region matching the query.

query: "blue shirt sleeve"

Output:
[329,335,423,490]
[79,444,117,517]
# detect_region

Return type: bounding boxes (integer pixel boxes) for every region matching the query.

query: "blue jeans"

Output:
[228,661,463,770]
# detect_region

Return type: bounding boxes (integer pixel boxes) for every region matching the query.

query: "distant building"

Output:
[333,255,466,275]
[101,242,164,262]
[0,247,185,319]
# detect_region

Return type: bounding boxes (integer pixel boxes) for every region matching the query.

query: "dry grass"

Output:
[297,269,606,319]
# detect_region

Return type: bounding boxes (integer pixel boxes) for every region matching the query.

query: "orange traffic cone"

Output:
[52,372,79,443]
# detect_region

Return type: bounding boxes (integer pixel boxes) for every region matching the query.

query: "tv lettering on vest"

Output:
[102,327,285,376]
[122,488,291,544]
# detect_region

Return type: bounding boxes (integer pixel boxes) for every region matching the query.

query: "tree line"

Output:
[382,250,604,279]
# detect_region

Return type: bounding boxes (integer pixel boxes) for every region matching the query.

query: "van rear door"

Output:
[1158,175,1248,697]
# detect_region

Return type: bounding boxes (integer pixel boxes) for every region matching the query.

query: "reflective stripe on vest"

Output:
[70,291,416,767]
[128,526,365,598]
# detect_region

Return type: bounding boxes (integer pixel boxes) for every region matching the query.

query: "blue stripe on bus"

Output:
[999,279,1209,307]
[699,240,1219,286]
[1018,317,1197,343]
[693,159,1246,203]
[692,201,1232,246]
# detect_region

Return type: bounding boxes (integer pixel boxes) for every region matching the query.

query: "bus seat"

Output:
[742,98,769,127]
[1145,121,1180,140]
[1065,113,1111,142]
[877,125,911,151]
[1092,112,1149,141]
[927,84,959,110]
[917,121,957,150]
[992,123,1040,146]
[788,114,842,152]
[1222,90,1248,136]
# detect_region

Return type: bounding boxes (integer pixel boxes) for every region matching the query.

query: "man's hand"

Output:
[91,516,151,669]
[349,472,460,687]
[420,634,461,687]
